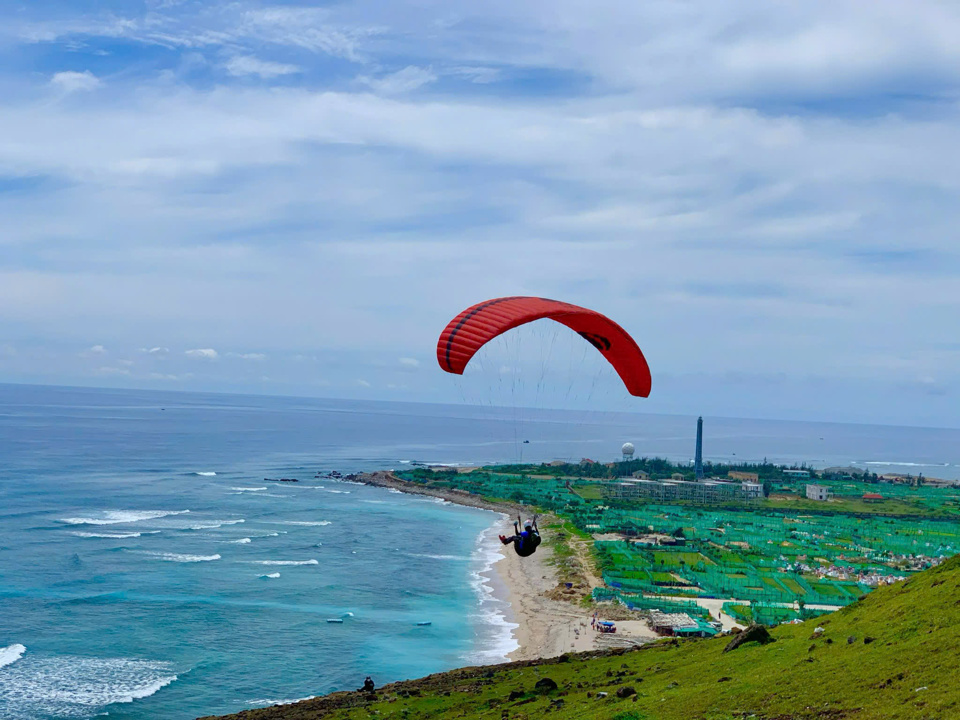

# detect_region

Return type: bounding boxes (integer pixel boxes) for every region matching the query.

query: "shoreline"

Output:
[354,471,658,662]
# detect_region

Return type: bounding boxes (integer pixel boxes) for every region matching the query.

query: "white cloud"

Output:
[185,348,218,359]
[50,70,102,93]
[398,357,420,368]
[229,352,267,360]
[356,379,372,387]
[360,66,436,94]
[449,66,500,84]
[146,346,169,354]
[87,345,107,355]
[239,7,370,60]
[95,365,129,376]
[224,55,300,79]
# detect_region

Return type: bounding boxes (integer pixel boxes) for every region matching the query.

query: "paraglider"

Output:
[436,296,651,397]
[500,515,542,557]
[438,296,652,560]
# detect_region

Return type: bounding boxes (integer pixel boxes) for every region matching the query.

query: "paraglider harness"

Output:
[504,515,541,557]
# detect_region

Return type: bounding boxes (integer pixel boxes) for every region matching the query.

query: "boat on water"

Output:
[326,619,344,624]
[416,621,432,626]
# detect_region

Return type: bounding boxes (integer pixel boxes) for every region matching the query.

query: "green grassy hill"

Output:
[205,555,960,720]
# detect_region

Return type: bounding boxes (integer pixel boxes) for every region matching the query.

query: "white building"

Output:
[806,484,830,501]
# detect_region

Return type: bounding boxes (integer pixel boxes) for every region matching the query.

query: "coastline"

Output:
[354,471,657,662]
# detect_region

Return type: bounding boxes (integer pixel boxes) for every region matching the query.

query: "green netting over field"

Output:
[592,588,710,617]
[397,468,960,619]
[721,602,834,626]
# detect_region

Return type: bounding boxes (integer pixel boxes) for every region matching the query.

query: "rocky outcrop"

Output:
[723,623,774,652]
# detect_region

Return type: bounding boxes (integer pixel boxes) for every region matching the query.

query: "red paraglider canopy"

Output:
[436,296,651,397]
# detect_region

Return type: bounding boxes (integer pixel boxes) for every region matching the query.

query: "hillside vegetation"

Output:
[204,554,960,720]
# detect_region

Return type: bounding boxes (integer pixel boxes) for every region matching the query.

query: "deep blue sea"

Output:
[1,383,959,720]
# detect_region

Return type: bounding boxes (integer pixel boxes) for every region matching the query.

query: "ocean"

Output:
[1,383,959,720]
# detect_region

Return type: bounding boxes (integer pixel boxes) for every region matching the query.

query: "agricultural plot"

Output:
[398,467,960,617]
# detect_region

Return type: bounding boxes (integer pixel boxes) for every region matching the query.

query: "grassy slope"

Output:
[205,556,960,720]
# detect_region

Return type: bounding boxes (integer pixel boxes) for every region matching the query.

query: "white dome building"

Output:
[621,442,635,461]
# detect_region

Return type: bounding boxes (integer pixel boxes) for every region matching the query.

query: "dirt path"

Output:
[568,536,603,590]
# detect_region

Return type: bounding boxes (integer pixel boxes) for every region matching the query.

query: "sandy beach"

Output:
[356,471,659,661]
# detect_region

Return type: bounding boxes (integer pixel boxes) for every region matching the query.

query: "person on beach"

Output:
[499,515,541,557]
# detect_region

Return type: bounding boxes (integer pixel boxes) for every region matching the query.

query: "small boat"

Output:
[523,440,530,444]
[264,477,299,483]
[416,621,432,626]
[326,619,344,624]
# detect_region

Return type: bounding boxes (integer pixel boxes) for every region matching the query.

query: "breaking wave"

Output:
[59,510,190,526]
[70,531,159,539]
[0,644,25,670]
[0,654,177,719]
[247,695,315,707]
[141,552,221,563]
[186,519,245,530]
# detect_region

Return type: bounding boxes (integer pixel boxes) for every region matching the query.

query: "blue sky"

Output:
[1,1,960,427]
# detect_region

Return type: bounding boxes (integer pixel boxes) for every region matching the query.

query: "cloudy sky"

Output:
[1,1,959,427]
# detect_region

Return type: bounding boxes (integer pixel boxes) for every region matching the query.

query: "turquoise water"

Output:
[0,386,514,719]
[2,383,959,719]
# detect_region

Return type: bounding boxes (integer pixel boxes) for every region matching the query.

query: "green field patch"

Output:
[652,551,710,568]
[780,577,806,595]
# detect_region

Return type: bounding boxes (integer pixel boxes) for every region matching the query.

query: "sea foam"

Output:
[59,510,190,526]
[142,552,221,563]
[70,531,158,539]
[248,559,318,566]
[0,654,177,718]
[247,695,315,707]
[272,521,331,526]
[258,573,281,579]
[0,644,25,669]
[462,522,519,665]
[188,519,245,530]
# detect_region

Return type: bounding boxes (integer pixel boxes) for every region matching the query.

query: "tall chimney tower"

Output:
[695,416,704,481]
